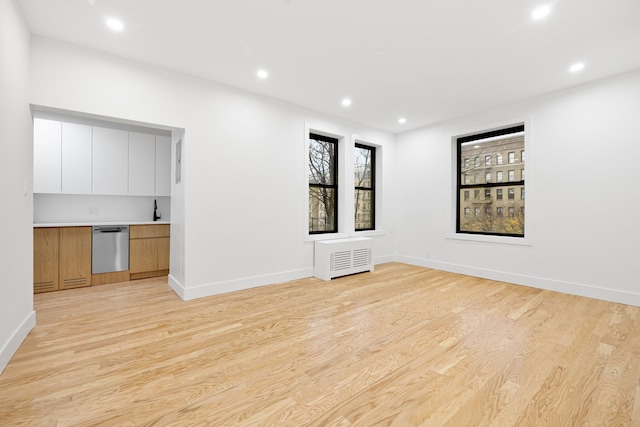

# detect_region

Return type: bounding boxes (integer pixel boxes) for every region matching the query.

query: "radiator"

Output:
[314,237,374,281]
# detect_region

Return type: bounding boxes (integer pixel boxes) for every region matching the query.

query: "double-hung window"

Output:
[456,124,525,237]
[308,133,338,234]
[354,143,375,231]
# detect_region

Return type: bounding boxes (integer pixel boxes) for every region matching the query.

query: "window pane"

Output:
[354,189,373,230]
[354,146,373,188]
[309,138,336,185]
[309,187,336,232]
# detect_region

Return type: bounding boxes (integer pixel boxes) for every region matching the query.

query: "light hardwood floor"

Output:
[2,263,640,426]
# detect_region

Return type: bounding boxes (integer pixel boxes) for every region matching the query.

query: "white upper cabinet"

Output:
[34,117,171,197]
[155,136,171,196]
[128,132,156,196]
[92,127,129,195]
[61,123,92,194]
[33,118,62,194]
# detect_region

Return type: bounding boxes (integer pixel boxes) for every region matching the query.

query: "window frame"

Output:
[454,123,526,239]
[308,132,339,235]
[354,142,376,232]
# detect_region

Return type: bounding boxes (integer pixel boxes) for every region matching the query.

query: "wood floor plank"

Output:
[1,263,640,426]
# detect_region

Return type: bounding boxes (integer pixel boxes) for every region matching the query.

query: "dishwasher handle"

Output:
[93,226,129,233]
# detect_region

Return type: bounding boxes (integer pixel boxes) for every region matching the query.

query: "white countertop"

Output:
[34,221,171,228]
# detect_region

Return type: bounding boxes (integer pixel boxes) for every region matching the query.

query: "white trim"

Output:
[0,311,36,374]
[374,254,396,265]
[449,116,533,246]
[304,122,348,241]
[396,255,640,307]
[167,274,186,300]
[172,268,314,301]
[352,135,384,236]
[446,232,532,246]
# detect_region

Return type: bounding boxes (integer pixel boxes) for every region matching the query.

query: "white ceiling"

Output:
[17,0,640,133]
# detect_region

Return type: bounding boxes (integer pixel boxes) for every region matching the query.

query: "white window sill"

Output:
[446,232,532,246]
[305,229,385,242]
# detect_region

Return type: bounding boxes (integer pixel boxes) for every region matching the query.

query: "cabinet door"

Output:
[92,127,129,195]
[157,237,170,270]
[33,119,62,194]
[33,228,59,293]
[130,238,158,273]
[155,136,171,196]
[128,132,156,196]
[59,227,92,290]
[61,123,92,194]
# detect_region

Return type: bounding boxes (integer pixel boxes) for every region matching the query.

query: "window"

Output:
[354,143,375,231]
[457,124,525,237]
[309,133,338,234]
[474,157,481,167]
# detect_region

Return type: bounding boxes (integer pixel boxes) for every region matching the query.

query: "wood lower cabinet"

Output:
[59,227,92,290]
[33,226,92,294]
[33,228,60,293]
[130,224,170,280]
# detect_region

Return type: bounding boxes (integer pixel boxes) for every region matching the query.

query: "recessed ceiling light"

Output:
[532,5,551,20]
[398,118,407,124]
[106,18,124,32]
[341,98,352,107]
[256,69,268,79]
[569,62,585,73]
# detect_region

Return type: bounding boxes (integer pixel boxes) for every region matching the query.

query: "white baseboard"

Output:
[169,268,314,301]
[167,274,186,300]
[0,310,36,375]
[374,254,396,265]
[396,255,640,307]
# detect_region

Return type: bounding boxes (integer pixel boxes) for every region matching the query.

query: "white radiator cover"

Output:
[314,237,374,281]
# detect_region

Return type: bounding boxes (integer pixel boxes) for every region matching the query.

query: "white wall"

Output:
[29,38,396,299]
[0,0,36,374]
[395,70,640,305]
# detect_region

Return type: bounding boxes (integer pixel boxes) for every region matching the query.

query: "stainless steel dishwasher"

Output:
[92,225,129,274]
